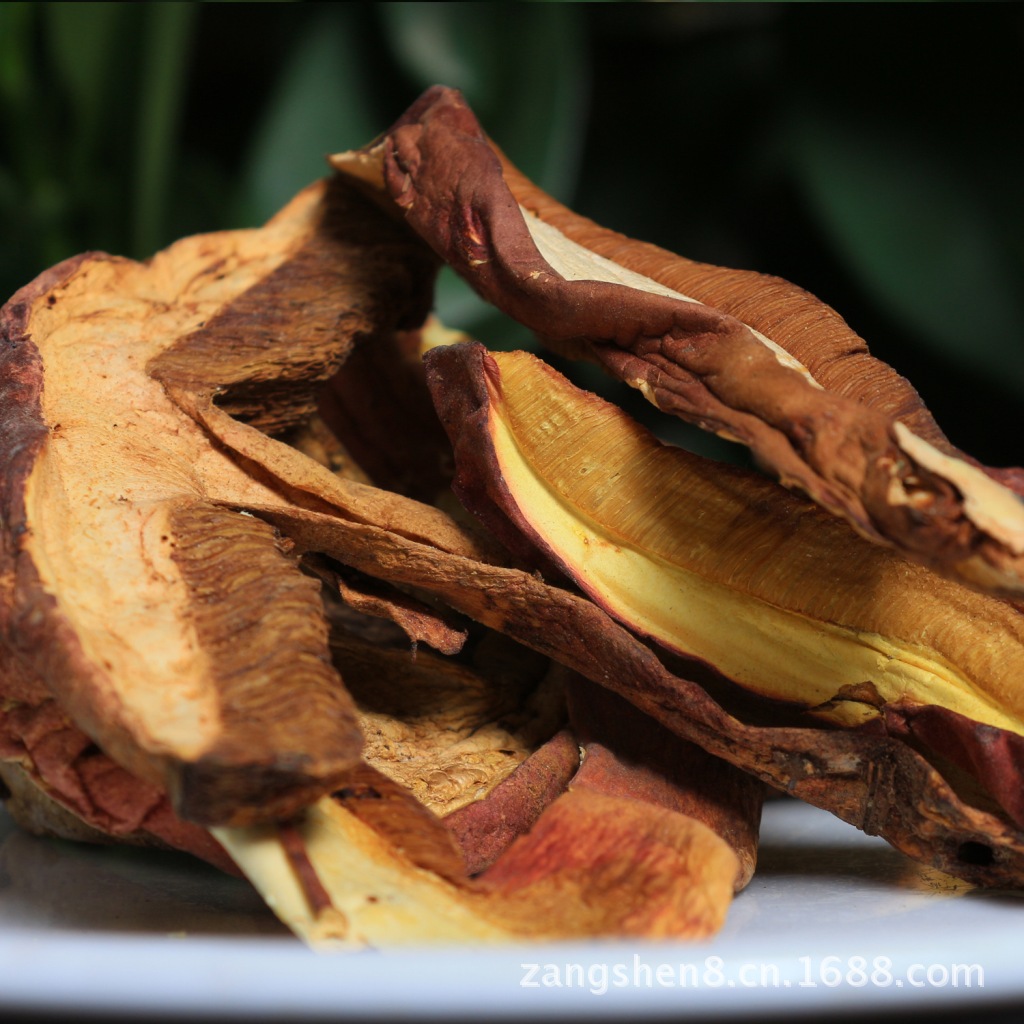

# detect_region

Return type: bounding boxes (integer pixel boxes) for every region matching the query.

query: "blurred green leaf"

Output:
[133,3,197,256]
[379,2,589,343]
[380,3,496,105]
[44,2,125,156]
[0,3,33,108]
[234,6,381,227]
[787,102,1024,394]
[379,2,588,198]
[2,3,1018,466]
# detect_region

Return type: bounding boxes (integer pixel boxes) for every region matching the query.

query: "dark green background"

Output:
[2,3,1021,465]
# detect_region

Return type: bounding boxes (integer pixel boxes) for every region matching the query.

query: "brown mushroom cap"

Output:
[331,85,1024,598]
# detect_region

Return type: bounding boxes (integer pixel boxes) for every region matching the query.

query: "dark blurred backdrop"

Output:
[2,2,1021,464]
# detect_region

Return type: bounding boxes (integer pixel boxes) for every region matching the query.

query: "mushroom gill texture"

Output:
[330,85,1024,598]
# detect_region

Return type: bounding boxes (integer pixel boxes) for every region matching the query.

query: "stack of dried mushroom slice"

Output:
[3,86,1024,948]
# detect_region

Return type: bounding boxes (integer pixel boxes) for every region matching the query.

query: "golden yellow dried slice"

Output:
[481,349,1024,735]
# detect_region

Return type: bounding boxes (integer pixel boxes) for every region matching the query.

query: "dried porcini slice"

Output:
[475,788,738,941]
[207,634,748,945]
[328,626,566,820]
[0,173,467,828]
[318,319,460,504]
[314,556,469,656]
[331,85,1024,597]
[442,728,580,875]
[432,344,1024,743]
[327,760,468,884]
[466,675,756,939]
[563,677,762,893]
[230,478,1024,888]
[0,640,233,871]
[2,167,749,944]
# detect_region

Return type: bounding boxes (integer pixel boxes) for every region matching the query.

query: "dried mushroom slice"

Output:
[213,796,509,948]
[563,676,762,893]
[326,760,468,884]
[4,165,747,944]
[0,639,233,869]
[442,728,580,874]
[0,173,466,827]
[432,345,1024,745]
[331,86,1024,597]
[412,341,1024,886]
[474,789,738,941]
[235,485,1024,887]
[208,637,742,947]
[214,712,740,947]
[318,320,461,503]
[0,744,235,873]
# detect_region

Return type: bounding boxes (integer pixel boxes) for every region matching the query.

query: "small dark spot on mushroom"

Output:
[333,785,383,801]
[957,841,994,867]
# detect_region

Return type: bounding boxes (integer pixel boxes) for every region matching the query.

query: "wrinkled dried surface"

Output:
[319,322,457,503]
[328,761,467,883]
[477,787,738,941]
[443,728,580,874]
[242,490,1024,887]
[565,677,762,892]
[330,628,566,817]
[331,85,1024,597]
[7,84,1024,950]
[216,754,739,946]
[0,175,467,826]
[210,642,742,946]
[9,164,736,944]
[438,344,1024,746]
[318,558,469,656]
[0,641,232,869]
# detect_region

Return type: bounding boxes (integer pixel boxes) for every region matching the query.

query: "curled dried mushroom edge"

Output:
[1,86,1023,947]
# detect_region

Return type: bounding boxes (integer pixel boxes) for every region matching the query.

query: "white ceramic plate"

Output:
[1,797,1021,1020]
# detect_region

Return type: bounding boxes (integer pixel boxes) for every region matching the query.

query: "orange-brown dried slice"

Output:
[332,85,1024,597]
[0,175,467,826]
